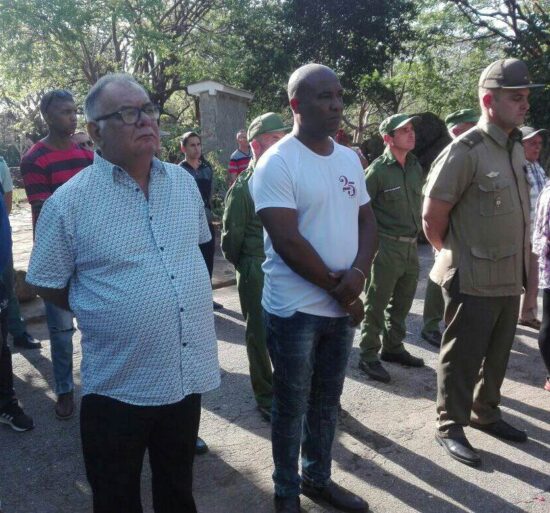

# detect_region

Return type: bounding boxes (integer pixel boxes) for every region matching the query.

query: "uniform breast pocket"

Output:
[383,186,404,202]
[478,179,515,216]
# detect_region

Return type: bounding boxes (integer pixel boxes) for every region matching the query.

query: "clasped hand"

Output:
[329,269,365,326]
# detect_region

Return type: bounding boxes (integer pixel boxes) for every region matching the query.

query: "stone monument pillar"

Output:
[187,80,254,165]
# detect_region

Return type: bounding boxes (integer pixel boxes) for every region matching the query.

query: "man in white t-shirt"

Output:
[253,63,377,513]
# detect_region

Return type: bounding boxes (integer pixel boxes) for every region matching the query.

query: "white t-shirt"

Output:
[252,134,370,318]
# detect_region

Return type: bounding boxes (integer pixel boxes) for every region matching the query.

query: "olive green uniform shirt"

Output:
[365,147,424,238]
[425,119,530,297]
[221,166,265,266]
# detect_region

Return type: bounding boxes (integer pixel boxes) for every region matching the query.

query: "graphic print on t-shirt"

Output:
[339,175,356,197]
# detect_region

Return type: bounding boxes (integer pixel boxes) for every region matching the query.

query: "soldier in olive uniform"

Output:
[421,109,479,347]
[359,114,425,383]
[423,58,543,467]
[221,113,290,421]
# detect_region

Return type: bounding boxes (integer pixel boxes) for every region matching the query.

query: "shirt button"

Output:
[171,275,175,279]
[182,342,187,347]
[149,216,153,221]
[160,246,164,251]
[180,307,184,312]
[135,187,139,192]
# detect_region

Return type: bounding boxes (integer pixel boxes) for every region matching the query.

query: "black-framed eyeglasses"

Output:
[94,104,160,125]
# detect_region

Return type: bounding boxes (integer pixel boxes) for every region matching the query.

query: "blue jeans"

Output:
[264,310,355,498]
[45,301,75,395]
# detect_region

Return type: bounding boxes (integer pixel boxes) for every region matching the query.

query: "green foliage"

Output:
[0,0,218,137]
[205,151,229,220]
[282,0,417,100]
[0,0,547,154]
[441,0,550,127]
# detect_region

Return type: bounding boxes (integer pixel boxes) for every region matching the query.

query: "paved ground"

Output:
[1,204,549,513]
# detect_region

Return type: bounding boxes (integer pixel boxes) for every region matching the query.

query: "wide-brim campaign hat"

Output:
[479,58,544,89]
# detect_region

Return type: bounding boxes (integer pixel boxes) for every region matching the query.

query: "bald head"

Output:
[287,63,338,101]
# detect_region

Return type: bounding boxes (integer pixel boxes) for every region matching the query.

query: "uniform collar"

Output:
[477,118,522,149]
[381,146,417,166]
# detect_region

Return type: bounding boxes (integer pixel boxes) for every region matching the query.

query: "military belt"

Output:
[378,232,418,244]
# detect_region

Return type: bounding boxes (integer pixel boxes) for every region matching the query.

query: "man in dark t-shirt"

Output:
[20,89,94,420]
[179,130,219,456]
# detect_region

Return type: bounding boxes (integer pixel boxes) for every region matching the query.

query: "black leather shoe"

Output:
[421,330,441,348]
[435,431,481,467]
[381,350,424,367]
[470,419,527,442]
[55,391,75,420]
[301,480,368,513]
[195,436,209,455]
[274,495,301,513]
[13,332,42,350]
[358,359,391,383]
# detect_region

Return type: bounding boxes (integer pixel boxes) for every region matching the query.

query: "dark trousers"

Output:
[0,308,15,409]
[538,289,550,376]
[199,223,215,279]
[0,256,26,337]
[437,272,519,431]
[81,393,201,513]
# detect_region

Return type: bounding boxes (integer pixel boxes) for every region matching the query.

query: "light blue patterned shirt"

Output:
[27,153,220,405]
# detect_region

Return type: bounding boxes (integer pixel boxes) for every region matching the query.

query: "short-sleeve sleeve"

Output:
[252,154,295,213]
[0,159,13,193]
[26,197,75,289]
[424,144,475,206]
[350,151,370,206]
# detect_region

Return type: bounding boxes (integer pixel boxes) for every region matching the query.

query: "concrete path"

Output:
[1,204,549,513]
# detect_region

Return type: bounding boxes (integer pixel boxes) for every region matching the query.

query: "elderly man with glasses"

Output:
[26,73,220,513]
[20,89,94,420]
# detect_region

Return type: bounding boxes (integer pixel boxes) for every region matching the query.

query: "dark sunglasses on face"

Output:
[94,104,160,125]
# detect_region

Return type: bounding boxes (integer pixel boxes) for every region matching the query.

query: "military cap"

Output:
[479,58,544,89]
[445,109,479,130]
[247,112,291,142]
[520,126,548,141]
[379,114,419,136]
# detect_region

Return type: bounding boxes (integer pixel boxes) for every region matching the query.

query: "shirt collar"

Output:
[477,118,522,149]
[93,152,166,184]
[180,159,208,171]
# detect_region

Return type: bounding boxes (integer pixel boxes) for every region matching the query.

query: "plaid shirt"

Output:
[525,160,547,239]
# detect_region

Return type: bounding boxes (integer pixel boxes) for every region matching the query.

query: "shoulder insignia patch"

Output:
[459,128,483,149]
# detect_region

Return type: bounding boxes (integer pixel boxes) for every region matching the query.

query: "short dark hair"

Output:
[40,89,74,116]
[181,131,201,147]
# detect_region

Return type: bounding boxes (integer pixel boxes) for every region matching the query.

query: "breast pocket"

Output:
[478,179,515,216]
[382,186,404,202]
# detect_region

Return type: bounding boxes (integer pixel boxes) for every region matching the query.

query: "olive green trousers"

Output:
[236,257,273,409]
[360,238,419,362]
[422,277,444,335]
[436,272,520,432]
